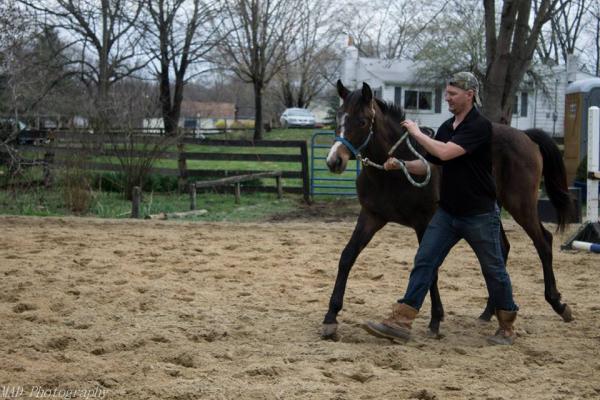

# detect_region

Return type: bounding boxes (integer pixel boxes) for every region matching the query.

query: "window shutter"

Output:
[395,87,402,106]
[435,87,442,113]
[520,92,528,117]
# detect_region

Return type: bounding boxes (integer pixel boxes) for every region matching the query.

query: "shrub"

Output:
[91,171,179,193]
[58,160,93,213]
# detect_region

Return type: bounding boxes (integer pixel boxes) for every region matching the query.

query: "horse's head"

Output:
[326,80,377,174]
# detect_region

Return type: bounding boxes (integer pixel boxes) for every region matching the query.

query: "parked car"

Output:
[0,118,49,145]
[279,108,316,128]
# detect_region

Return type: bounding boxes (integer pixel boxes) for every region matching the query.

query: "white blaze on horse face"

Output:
[327,113,348,165]
[327,141,344,165]
[339,113,348,138]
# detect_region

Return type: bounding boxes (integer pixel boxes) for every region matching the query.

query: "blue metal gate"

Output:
[310,131,361,197]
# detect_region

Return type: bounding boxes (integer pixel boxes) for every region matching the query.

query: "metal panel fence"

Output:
[310,131,360,198]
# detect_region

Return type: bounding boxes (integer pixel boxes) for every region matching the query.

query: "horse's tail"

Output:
[523,128,572,232]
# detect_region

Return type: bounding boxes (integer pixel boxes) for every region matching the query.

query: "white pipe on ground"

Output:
[572,240,600,253]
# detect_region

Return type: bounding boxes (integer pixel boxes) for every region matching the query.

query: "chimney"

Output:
[342,36,359,89]
[566,53,578,84]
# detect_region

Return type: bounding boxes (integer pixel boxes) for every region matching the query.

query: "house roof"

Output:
[566,78,600,94]
[180,101,236,118]
[358,57,422,84]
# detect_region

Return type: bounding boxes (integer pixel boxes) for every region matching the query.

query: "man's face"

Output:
[444,84,474,115]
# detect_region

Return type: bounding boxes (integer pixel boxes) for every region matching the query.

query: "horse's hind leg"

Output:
[479,222,511,322]
[322,208,386,340]
[517,216,572,321]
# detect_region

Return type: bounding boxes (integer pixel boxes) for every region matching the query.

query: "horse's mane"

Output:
[375,98,406,123]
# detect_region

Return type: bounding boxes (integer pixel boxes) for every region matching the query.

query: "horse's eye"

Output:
[359,119,368,127]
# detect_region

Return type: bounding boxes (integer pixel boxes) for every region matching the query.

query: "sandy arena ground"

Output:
[0,214,599,399]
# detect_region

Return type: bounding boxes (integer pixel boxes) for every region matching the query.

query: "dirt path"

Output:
[0,215,598,399]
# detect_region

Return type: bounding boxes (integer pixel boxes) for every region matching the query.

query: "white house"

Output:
[340,41,596,137]
[143,101,238,134]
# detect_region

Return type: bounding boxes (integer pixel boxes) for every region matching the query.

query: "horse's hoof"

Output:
[561,305,574,322]
[477,313,493,323]
[426,329,443,340]
[321,323,340,341]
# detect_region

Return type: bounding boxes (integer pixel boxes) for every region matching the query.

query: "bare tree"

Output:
[216,0,302,140]
[143,0,222,135]
[276,0,338,108]
[536,0,591,65]
[413,0,487,84]
[482,0,562,124]
[586,2,600,76]
[20,0,147,131]
[334,0,449,59]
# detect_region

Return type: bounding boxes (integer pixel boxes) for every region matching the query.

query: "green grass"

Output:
[0,186,306,222]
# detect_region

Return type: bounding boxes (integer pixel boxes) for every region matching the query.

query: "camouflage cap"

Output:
[448,71,482,107]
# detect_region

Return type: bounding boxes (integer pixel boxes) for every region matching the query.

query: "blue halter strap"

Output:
[334,132,373,159]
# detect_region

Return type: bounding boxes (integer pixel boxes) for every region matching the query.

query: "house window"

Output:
[394,87,402,105]
[511,93,528,116]
[520,92,528,117]
[374,87,383,99]
[404,90,433,111]
[184,118,197,129]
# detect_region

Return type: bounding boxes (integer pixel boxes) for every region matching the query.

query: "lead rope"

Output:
[360,128,431,188]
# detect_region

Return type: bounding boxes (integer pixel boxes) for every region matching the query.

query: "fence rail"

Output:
[2,132,310,202]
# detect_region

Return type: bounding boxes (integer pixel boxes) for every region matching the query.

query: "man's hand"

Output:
[383,157,404,171]
[400,119,422,137]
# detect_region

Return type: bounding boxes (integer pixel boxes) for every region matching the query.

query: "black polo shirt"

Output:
[425,107,496,216]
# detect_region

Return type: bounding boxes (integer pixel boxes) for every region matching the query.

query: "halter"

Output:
[334,102,376,160]
[334,101,431,188]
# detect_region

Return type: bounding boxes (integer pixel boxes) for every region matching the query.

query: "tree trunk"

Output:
[96,1,111,133]
[482,0,555,125]
[253,82,263,141]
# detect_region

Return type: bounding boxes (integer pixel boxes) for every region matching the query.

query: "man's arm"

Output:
[383,158,429,175]
[401,120,466,161]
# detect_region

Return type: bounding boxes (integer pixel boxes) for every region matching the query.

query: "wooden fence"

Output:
[3,132,310,202]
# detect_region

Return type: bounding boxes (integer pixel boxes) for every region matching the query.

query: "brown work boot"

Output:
[363,303,418,342]
[487,309,517,345]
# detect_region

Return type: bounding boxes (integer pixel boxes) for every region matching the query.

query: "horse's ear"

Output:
[361,82,373,103]
[336,80,349,100]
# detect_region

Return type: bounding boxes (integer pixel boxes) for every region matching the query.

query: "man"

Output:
[363,72,518,345]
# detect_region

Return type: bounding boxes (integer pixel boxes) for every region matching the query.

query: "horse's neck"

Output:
[366,124,394,163]
[374,117,418,160]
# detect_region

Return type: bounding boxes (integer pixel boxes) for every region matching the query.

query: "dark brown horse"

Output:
[322,80,573,340]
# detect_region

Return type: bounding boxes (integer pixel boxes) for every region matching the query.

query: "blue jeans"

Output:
[400,206,518,312]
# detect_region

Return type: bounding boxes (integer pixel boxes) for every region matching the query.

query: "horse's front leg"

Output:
[322,208,385,340]
[415,226,444,337]
[427,273,444,337]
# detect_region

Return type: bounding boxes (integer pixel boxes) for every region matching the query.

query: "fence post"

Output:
[276,175,283,199]
[131,186,141,218]
[189,182,197,210]
[43,150,55,188]
[299,141,310,204]
[587,106,599,223]
[177,139,187,194]
[234,183,241,204]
